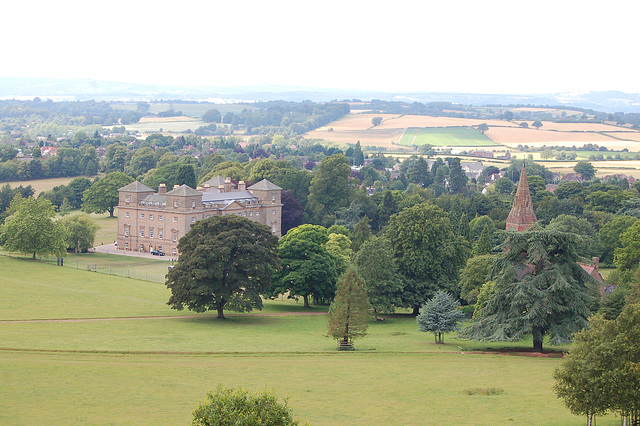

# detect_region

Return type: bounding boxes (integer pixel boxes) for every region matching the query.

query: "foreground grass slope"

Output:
[0,256,622,424]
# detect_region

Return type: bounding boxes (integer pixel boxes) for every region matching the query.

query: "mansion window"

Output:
[159,215,163,221]
[150,229,154,238]
[158,230,163,239]
[272,224,276,233]
[191,217,196,223]
[173,217,178,223]
[124,227,129,236]
[150,214,154,220]
[125,212,130,218]
[140,213,145,219]
[125,242,129,249]
[192,201,196,208]
[174,201,178,208]
[172,248,177,256]
[272,195,276,203]
[140,244,144,251]
[272,210,276,215]
[125,196,130,203]
[140,228,145,237]
[173,232,177,241]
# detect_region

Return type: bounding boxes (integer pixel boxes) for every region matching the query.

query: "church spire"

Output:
[506,162,537,231]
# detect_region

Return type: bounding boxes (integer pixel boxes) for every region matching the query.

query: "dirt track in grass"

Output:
[0,311,327,324]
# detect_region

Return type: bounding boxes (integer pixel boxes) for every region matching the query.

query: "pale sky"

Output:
[3,0,639,95]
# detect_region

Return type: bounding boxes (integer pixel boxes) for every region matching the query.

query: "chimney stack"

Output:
[238,180,246,191]
[218,184,225,193]
[158,183,167,195]
[592,257,600,272]
[224,177,232,193]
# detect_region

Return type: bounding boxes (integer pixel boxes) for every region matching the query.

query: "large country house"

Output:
[116,176,282,257]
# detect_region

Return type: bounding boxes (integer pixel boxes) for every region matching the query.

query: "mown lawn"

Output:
[0,256,622,425]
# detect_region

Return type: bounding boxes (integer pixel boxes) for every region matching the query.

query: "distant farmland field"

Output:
[399,127,497,147]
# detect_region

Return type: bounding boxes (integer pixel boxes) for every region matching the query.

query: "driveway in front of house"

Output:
[92,244,175,261]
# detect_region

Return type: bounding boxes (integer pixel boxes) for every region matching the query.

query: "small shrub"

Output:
[193,385,300,426]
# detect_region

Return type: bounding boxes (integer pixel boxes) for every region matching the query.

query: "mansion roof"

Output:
[119,181,154,193]
[248,179,282,191]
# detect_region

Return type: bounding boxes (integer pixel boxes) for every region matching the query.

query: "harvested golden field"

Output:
[4,176,99,195]
[603,132,640,143]
[534,121,625,132]
[376,116,518,129]
[544,160,640,178]
[485,127,635,147]
[317,113,401,131]
[307,128,405,149]
[510,107,559,112]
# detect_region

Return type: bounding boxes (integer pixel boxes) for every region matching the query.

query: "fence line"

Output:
[2,254,166,283]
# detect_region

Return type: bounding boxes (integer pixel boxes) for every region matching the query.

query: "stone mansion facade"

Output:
[116,176,282,257]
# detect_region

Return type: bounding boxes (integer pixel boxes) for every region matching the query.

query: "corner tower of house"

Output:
[248,179,283,237]
[506,162,537,231]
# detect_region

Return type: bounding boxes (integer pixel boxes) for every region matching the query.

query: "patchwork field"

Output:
[0,256,623,424]
[307,112,640,152]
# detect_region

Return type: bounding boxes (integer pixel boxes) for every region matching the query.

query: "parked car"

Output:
[151,250,164,256]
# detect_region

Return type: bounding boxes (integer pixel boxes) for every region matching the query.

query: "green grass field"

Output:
[0,256,622,425]
[399,127,498,147]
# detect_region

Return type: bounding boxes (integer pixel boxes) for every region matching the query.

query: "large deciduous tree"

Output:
[327,268,371,349]
[574,161,597,181]
[165,216,280,319]
[384,204,469,314]
[599,216,638,266]
[458,255,496,304]
[82,172,133,217]
[60,214,99,253]
[201,108,221,123]
[354,236,404,319]
[125,146,156,178]
[269,224,339,307]
[307,154,353,225]
[1,196,67,259]
[614,220,640,272]
[553,314,614,426]
[554,305,640,425]
[461,227,597,352]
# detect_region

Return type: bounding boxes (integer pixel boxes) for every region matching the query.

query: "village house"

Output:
[116,176,283,257]
[460,161,485,181]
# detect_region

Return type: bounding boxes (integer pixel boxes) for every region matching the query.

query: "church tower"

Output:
[506,162,537,231]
